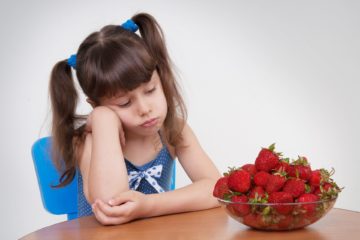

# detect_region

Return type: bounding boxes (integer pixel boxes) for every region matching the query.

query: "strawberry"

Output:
[243,213,260,228]
[241,164,257,177]
[253,171,270,187]
[313,187,321,197]
[274,158,290,174]
[255,143,280,172]
[277,215,294,229]
[265,173,286,193]
[309,168,332,187]
[317,182,341,200]
[230,195,250,216]
[297,193,319,214]
[212,176,230,199]
[288,156,312,181]
[228,170,251,193]
[288,164,312,181]
[256,214,271,228]
[309,170,321,187]
[305,183,316,194]
[283,179,305,198]
[249,186,266,199]
[268,192,294,214]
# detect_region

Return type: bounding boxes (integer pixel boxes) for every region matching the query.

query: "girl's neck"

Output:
[122,131,163,165]
[124,130,160,145]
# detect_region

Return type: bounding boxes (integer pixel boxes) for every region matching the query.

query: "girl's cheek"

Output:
[119,113,135,128]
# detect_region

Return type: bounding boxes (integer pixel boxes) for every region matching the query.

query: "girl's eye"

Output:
[146,87,156,94]
[118,100,131,107]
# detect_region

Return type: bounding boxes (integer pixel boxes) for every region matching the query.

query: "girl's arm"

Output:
[92,123,221,225]
[79,106,129,204]
[148,122,221,215]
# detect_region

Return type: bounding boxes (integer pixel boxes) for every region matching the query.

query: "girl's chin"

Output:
[126,126,162,137]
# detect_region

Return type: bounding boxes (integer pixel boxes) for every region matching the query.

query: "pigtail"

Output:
[49,60,83,187]
[133,13,188,147]
[132,14,169,68]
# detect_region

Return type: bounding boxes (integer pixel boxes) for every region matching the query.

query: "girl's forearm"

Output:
[88,109,129,203]
[145,178,220,217]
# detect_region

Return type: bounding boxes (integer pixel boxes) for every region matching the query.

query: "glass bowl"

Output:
[218,197,337,231]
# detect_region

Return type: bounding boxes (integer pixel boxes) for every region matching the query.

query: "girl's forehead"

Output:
[101,71,160,102]
[120,70,158,93]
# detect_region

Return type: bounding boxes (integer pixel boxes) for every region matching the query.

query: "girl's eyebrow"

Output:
[109,92,128,103]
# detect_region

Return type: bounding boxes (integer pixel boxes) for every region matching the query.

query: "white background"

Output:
[0,0,359,239]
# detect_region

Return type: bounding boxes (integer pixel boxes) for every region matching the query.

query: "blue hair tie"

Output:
[67,54,77,69]
[67,19,138,70]
[121,19,138,32]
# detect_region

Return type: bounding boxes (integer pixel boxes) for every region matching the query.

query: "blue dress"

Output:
[77,140,175,217]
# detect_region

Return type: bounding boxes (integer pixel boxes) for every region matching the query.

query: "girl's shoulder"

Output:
[160,121,197,159]
[73,132,92,168]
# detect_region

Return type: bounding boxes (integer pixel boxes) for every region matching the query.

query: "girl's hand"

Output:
[91,190,151,225]
[85,106,126,146]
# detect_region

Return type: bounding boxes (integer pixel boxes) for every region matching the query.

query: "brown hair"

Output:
[49,13,187,187]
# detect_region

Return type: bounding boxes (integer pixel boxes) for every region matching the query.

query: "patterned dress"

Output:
[77,140,175,217]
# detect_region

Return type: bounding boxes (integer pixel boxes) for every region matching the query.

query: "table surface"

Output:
[20,207,360,240]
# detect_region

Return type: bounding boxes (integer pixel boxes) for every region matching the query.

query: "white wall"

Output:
[0,0,359,238]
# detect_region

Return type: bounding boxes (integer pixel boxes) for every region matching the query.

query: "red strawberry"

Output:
[313,187,321,197]
[268,192,294,214]
[277,215,294,229]
[265,174,286,193]
[255,143,280,172]
[283,179,305,198]
[213,176,230,199]
[241,164,257,177]
[274,159,290,174]
[228,170,251,193]
[254,171,271,187]
[323,183,333,191]
[309,168,332,187]
[230,195,250,216]
[256,214,271,228]
[243,213,260,228]
[297,193,319,214]
[309,170,321,187]
[306,183,316,194]
[249,186,266,199]
[289,156,312,181]
[317,182,341,200]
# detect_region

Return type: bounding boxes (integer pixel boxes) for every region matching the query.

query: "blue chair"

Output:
[32,137,78,220]
[32,136,176,220]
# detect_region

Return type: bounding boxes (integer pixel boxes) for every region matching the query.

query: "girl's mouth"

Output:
[140,118,158,128]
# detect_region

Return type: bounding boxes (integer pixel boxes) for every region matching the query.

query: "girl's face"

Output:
[100,70,168,138]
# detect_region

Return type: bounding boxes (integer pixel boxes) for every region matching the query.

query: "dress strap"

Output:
[158,130,165,144]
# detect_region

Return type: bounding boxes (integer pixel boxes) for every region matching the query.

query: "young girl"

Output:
[49,12,220,225]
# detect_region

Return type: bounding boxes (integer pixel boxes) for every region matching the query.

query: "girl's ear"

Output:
[86,98,97,108]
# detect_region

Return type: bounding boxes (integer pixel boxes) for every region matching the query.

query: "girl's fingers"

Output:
[96,200,131,218]
[92,202,125,225]
[109,191,136,206]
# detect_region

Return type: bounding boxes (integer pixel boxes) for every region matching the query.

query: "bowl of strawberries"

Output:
[213,144,342,231]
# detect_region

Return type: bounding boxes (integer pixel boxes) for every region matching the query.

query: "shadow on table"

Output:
[230,227,327,240]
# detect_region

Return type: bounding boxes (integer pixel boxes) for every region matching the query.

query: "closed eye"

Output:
[146,87,156,94]
[118,100,131,107]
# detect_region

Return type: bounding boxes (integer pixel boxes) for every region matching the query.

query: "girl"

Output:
[49,12,220,225]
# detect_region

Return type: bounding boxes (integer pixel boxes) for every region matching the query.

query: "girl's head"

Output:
[98,70,169,139]
[49,13,186,186]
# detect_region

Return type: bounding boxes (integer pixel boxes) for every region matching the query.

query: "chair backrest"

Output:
[31,137,78,220]
[32,136,176,220]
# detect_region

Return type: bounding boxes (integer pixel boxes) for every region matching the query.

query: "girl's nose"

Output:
[137,98,151,116]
